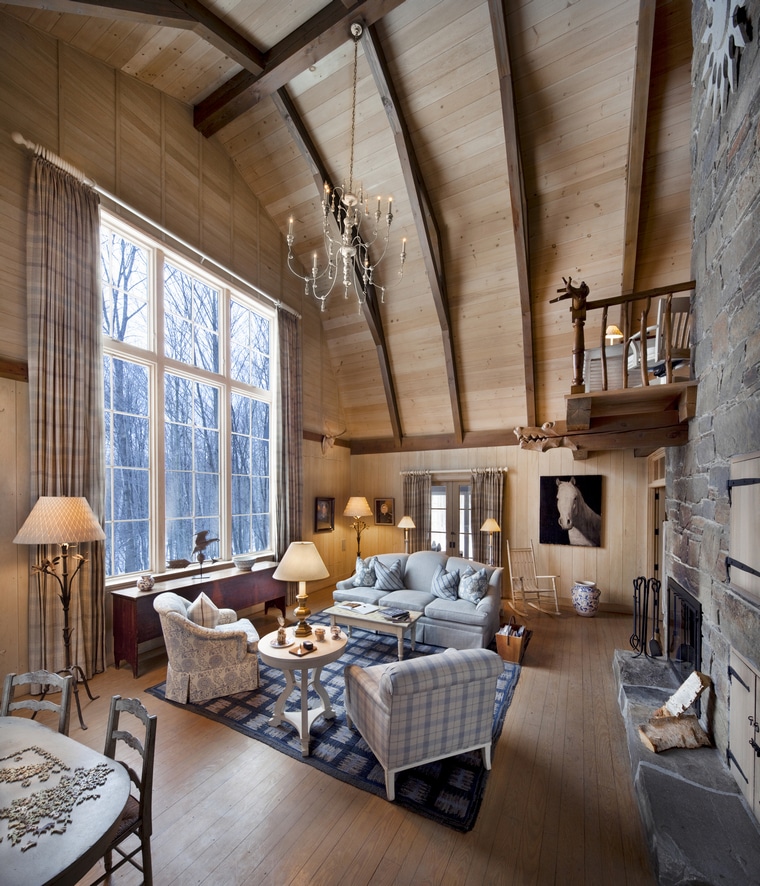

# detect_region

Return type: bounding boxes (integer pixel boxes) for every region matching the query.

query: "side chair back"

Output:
[1,670,73,735]
[89,695,157,885]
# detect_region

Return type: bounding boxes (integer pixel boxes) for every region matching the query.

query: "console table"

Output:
[112,562,286,677]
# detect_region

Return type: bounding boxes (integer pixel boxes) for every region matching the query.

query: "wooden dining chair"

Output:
[1,670,73,735]
[90,695,157,886]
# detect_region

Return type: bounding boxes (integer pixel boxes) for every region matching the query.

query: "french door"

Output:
[431,481,473,558]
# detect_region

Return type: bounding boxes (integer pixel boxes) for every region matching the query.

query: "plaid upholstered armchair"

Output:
[344,647,504,801]
[153,591,260,703]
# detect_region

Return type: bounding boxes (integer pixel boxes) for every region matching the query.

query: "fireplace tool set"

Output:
[630,575,662,658]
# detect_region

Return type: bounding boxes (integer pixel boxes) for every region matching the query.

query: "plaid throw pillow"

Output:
[187,591,220,627]
[353,556,376,587]
[458,567,489,604]
[431,564,460,600]
[374,558,405,591]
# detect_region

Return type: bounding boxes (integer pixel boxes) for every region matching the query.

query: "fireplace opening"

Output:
[667,578,703,705]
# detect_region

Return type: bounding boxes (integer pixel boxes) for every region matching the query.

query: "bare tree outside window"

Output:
[100,217,273,579]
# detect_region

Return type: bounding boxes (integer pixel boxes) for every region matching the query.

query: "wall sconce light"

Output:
[480,518,501,566]
[343,496,372,559]
[397,516,416,554]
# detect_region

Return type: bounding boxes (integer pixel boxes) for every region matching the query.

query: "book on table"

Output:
[337,601,379,614]
[378,607,410,621]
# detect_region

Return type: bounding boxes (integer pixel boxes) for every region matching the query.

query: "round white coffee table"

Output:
[258,628,347,756]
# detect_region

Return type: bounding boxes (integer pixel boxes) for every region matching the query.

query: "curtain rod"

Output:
[12,132,300,319]
[401,468,507,475]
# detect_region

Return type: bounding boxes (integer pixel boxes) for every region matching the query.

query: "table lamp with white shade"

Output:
[480,518,501,566]
[13,496,106,730]
[343,496,372,559]
[273,541,329,637]
[397,515,416,554]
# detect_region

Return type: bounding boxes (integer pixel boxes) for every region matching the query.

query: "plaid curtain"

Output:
[471,469,504,565]
[26,156,105,678]
[402,472,431,553]
[276,308,302,604]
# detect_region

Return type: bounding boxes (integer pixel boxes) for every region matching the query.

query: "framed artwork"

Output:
[314,497,334,533]
[539,475,602,547]
[374,498,394,525]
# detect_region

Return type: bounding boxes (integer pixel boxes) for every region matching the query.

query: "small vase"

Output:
[136,573,155,592]
[571,580,600,617]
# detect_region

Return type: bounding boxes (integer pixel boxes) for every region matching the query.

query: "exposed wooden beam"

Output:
[620,0,657,296]
[350,430,515,456]
[361,23,464,445]
[488,0,536,428]
[194,0,408,137]
[1,0,267,73]
[0,358,28,383]
[272,87,402,447]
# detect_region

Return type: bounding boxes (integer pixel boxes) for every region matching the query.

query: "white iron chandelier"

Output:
[286,23,406,312]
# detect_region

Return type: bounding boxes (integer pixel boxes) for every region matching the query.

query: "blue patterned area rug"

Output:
[147,623,520,832]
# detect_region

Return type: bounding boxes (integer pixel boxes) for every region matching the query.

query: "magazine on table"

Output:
[378,606,410,621]
[337,601,379,614]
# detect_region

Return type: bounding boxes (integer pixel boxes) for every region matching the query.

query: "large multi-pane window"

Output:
[101,214,274,579]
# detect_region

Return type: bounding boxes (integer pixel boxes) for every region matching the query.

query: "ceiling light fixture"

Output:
[286,23,406,312]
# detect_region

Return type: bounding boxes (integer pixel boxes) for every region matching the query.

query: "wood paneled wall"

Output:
[348,444,648,611]
[0,17,321,673]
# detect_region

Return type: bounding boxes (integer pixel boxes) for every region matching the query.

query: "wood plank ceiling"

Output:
[1,0,694,454]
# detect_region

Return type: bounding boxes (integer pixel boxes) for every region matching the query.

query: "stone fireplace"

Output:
[666,578,702,686]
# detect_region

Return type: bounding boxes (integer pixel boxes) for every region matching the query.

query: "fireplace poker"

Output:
[649,578,662,657]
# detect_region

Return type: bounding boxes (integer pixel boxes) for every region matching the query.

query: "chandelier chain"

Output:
[285,22,406,311]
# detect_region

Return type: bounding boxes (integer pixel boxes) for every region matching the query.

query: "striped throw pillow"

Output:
[431,564,460,600]
[374,558,405,591]
[187,591,220,627]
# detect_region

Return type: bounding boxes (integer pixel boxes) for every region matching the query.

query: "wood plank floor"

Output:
[60,593,655,886]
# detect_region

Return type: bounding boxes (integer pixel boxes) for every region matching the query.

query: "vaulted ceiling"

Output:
[1,0,694,453]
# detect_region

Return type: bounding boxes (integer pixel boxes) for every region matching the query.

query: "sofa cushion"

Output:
[379,589,434,612]
[374,558,405,591]
[187,591,220,627]
[458,567,489,604]
[424,596,491,627]
[353,556,376,587]
[431,564,460,600]
[403,550,448,593]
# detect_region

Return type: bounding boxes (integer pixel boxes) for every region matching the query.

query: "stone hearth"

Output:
[613,649,760,885]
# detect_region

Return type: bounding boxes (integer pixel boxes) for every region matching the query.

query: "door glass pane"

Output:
[458,484,473,558]
[430,485,446,551]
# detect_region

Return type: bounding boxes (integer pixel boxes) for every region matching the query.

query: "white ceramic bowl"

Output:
[232,553,257,570]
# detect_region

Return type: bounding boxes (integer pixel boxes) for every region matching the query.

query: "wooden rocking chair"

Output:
[506,540,560,615]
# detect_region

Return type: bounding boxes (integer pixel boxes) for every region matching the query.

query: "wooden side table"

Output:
[258,629,346,756]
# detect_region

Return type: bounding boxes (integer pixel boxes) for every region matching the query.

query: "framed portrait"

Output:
[374,498,394,525]
[314,497,334,533]
[539,475,602,547]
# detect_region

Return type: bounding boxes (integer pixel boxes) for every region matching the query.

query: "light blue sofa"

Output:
[333,550,502,649]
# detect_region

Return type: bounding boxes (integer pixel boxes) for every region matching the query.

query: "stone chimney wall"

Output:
[668,3,760,754]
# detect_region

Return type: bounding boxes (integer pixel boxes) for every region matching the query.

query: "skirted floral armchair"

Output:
[153,592,259,703]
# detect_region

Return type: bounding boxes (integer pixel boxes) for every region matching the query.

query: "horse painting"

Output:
[555,477,601,547]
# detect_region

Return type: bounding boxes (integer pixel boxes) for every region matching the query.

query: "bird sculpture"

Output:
[192,530,219,557]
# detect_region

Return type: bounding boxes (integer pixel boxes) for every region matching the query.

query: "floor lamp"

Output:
[273,541,329,637]
[480,518,501,566]
[398,516,416,554]
[14,496,106,730]
[343,496,372,559]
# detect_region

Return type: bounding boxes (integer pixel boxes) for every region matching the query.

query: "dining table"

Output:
[0,715,131,886]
